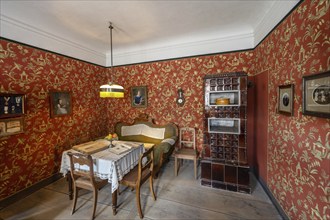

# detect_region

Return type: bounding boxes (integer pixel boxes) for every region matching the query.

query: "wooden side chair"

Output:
[67,152,109,220]
[174,127,198,179]
[119,146,156,219]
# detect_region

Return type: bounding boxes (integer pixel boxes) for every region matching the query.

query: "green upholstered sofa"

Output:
[114,114,178,176]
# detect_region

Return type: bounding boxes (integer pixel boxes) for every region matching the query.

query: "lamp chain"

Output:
[109,22,114,83]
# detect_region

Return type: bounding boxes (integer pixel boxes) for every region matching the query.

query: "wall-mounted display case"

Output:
[201,72,251,194]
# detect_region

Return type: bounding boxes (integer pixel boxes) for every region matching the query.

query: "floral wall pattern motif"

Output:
[0,40,109,199]
[106,53,255,153]
[0,39,256,200]
[254,0,329,219]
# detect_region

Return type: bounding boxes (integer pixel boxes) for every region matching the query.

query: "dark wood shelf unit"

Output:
[201,72,251,194]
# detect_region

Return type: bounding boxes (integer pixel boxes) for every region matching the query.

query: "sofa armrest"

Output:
[161,136,177,146]
[153,142,172,166]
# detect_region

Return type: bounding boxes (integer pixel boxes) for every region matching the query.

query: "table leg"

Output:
[66,172,73,200]
[112,189,117,215]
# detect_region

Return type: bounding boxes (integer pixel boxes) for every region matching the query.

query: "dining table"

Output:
[59,140,145,215]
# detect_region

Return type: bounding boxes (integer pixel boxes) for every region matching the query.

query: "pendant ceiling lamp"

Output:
[100,22,124,98]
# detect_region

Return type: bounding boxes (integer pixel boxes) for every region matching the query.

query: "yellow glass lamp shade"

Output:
[100,83,124,98]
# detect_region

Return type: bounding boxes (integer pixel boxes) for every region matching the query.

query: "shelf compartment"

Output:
[208,91,241,106]
[208,118,241,134]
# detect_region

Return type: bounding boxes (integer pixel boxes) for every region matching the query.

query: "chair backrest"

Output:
[137,146,154,185]
[179,127,196,150]
[67,152,96,186]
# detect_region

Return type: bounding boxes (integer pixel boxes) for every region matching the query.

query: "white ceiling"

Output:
[1,0,299,66]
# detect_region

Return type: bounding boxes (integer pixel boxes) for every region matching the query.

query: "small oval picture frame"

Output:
[278,84,294,116]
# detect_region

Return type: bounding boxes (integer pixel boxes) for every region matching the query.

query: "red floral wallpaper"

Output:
[0,40,255,200]
[254,0,329,219]
[0,40,109,199]
[107,53,256,149]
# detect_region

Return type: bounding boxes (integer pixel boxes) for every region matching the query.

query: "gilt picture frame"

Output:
[278,84,294,116]
[302,71,330,118]
[131,86,148,108]
[50,91,72,118]
[0,93,26,119]
[0,116,24,137]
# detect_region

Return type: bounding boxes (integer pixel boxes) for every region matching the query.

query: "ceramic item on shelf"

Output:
[216,98,230,105]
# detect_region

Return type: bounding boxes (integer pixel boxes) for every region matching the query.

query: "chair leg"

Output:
[91,189,98,220]
[174,156,178,176]
[72,187,78,215]
[194,158,197,179]
[136,185,143,219]
[149,176,156,201]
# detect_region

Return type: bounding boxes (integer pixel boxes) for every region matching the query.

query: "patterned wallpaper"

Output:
[254,0,329,219]
[0,0,329,219]
[107,53,255,148]
[0,40,109,199]
[0,40,255,200]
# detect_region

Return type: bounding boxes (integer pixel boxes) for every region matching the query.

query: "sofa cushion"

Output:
[121,124,165,139]
[161,137,176,145]
[115,121,177,144]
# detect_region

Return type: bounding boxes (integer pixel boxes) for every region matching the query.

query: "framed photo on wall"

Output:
[0,116,24,137]
[278,84,294,116]
[302,71,330,118]
[131,86,147,108]
[0,93,26,119]
[50,91,72,118]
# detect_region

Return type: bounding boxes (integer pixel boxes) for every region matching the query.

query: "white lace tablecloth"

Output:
[60,142,144,193]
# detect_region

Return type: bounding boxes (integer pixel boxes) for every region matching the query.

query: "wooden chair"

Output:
[67,152,108,220]
[174,127,198,179]
[119,146,156,219]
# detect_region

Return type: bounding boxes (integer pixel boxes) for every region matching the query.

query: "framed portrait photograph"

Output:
[131,86,147,108]
[0,93,26,119]
[303,71,330,118]
[50,91,72,118]
[278,84,294,116]
[0,116,24,137]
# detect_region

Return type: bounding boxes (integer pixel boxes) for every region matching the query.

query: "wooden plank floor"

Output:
[0,160,281,219]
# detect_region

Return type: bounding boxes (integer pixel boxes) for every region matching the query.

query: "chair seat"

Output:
[76,176,108,190]
[121,165,151,187]
[175,148,196,158]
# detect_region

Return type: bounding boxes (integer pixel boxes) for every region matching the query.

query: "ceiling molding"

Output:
[0,14,106,66]
[253,1,300,45]
[110,33,254,66]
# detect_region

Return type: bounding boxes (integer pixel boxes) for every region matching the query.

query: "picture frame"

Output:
[0,93,26,119]
[49,91,72,118]
[131,86,148,108]
[302,71,330,118]
[278,84,294,116]
[0,116,24,136]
